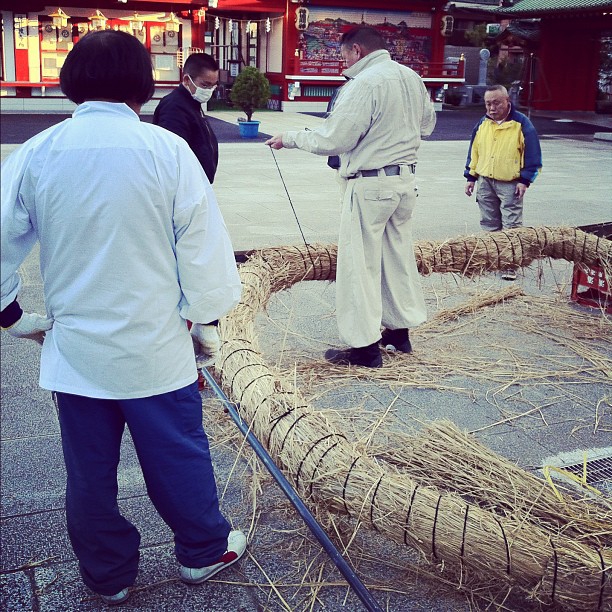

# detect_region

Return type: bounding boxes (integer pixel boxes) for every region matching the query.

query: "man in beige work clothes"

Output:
[266,26,435,368]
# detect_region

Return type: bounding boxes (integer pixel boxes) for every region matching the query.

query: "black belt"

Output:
[348,164,415,179]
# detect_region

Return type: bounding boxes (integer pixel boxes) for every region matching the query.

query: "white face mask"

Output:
[188,75,216,104]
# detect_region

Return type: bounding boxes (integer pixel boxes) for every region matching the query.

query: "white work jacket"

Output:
[1,102,241,399]
[282,50,436,178]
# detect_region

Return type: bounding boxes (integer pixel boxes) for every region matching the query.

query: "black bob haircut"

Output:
[183,53,219,77]
[340,26,386,53]
[60,30,155,105]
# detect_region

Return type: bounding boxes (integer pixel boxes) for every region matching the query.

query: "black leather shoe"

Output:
[324,342,382,368]
[380,328,412,354]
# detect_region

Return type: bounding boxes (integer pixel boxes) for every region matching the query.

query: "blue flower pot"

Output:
[238,120,260,138]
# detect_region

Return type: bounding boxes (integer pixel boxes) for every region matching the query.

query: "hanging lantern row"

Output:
[165,12,181,33]
[129,13,144,32]
[45,7,281,35]
[205,13,281,32]
[89,9,107,30]
[49,7,70,28]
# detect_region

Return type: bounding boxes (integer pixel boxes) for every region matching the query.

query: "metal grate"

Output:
[540,448,612,499]
[562,456,612,486]
[558,456,612,496]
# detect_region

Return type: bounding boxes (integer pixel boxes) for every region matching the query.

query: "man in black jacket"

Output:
[154,53,219,183]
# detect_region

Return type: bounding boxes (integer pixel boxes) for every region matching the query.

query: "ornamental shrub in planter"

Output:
[230,66,271,122]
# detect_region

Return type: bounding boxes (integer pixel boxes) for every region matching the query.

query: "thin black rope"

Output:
[431,494,442,559]
[460,504,469,559]
[369,475,384,531]
[295,433,341,489]
[493,516,511,575]
[550,539,558,605]
[309,441,340,497]
[404,485,419,546]
[268,146,317,272]
[269,146,310,248]
[597,547,606,611]
[342,457,361,517]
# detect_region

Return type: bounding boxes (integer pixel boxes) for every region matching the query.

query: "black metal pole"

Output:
[200,367,384,612]
[528,52,535,119]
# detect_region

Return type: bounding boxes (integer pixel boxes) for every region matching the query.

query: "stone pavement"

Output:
[1,110,611,611]
[206,109,612,250]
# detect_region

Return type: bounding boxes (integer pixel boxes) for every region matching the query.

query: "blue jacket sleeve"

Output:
[518,114,542,186]
[464,118,483,181]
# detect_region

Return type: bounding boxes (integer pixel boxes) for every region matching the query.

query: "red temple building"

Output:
[0,0,463,112]
[1,0,608,112]
[494,0,612,112]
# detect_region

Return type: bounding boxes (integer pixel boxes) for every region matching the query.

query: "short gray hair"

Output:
[485,84,509,97]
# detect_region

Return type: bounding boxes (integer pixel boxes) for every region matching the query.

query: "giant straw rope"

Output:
[215,227,611,610]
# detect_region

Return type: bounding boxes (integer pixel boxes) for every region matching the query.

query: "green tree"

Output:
[464,24,488,48]
[230,66,271,122]
[493,58,525,89]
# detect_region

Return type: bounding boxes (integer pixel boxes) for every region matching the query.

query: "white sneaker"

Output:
[180,530,247,584]
[100,588,129,605]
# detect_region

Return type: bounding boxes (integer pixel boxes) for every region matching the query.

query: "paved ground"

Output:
[1,105,611,145]
[1,107,611,611]
[0,111,273,145]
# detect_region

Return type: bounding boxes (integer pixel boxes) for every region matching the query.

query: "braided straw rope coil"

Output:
[215,227,611,611]
[414,225,610,276]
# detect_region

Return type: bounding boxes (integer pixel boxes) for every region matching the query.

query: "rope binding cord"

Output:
[268,145,318,273]
[199,366,384,612]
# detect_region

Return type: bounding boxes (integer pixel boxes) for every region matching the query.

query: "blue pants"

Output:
[56,382,230,596]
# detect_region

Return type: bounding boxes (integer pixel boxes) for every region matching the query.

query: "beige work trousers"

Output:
[336,169,427,348]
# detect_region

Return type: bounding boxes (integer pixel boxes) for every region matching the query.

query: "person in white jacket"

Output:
[266,26,436,368]
[0,30,246,605]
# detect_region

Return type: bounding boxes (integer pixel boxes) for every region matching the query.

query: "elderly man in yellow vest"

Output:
[464,84,543,280]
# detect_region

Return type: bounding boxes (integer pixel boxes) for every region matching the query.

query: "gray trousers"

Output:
[336,168,426,348]
[476,177,524,232]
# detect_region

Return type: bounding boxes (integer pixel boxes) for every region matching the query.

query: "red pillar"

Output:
[191,10,207,49]
[15,49,29,81]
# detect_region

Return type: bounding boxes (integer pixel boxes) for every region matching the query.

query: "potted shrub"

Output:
[229,66,271,138]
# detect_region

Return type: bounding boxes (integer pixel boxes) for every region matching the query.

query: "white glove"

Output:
[191,323,221,367]
[5,312,53,345]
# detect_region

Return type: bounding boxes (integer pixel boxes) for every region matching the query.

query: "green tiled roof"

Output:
[497,0,612,15]
[500,20,541,42]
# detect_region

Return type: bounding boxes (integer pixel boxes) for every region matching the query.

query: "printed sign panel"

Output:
[299,7,433,72]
